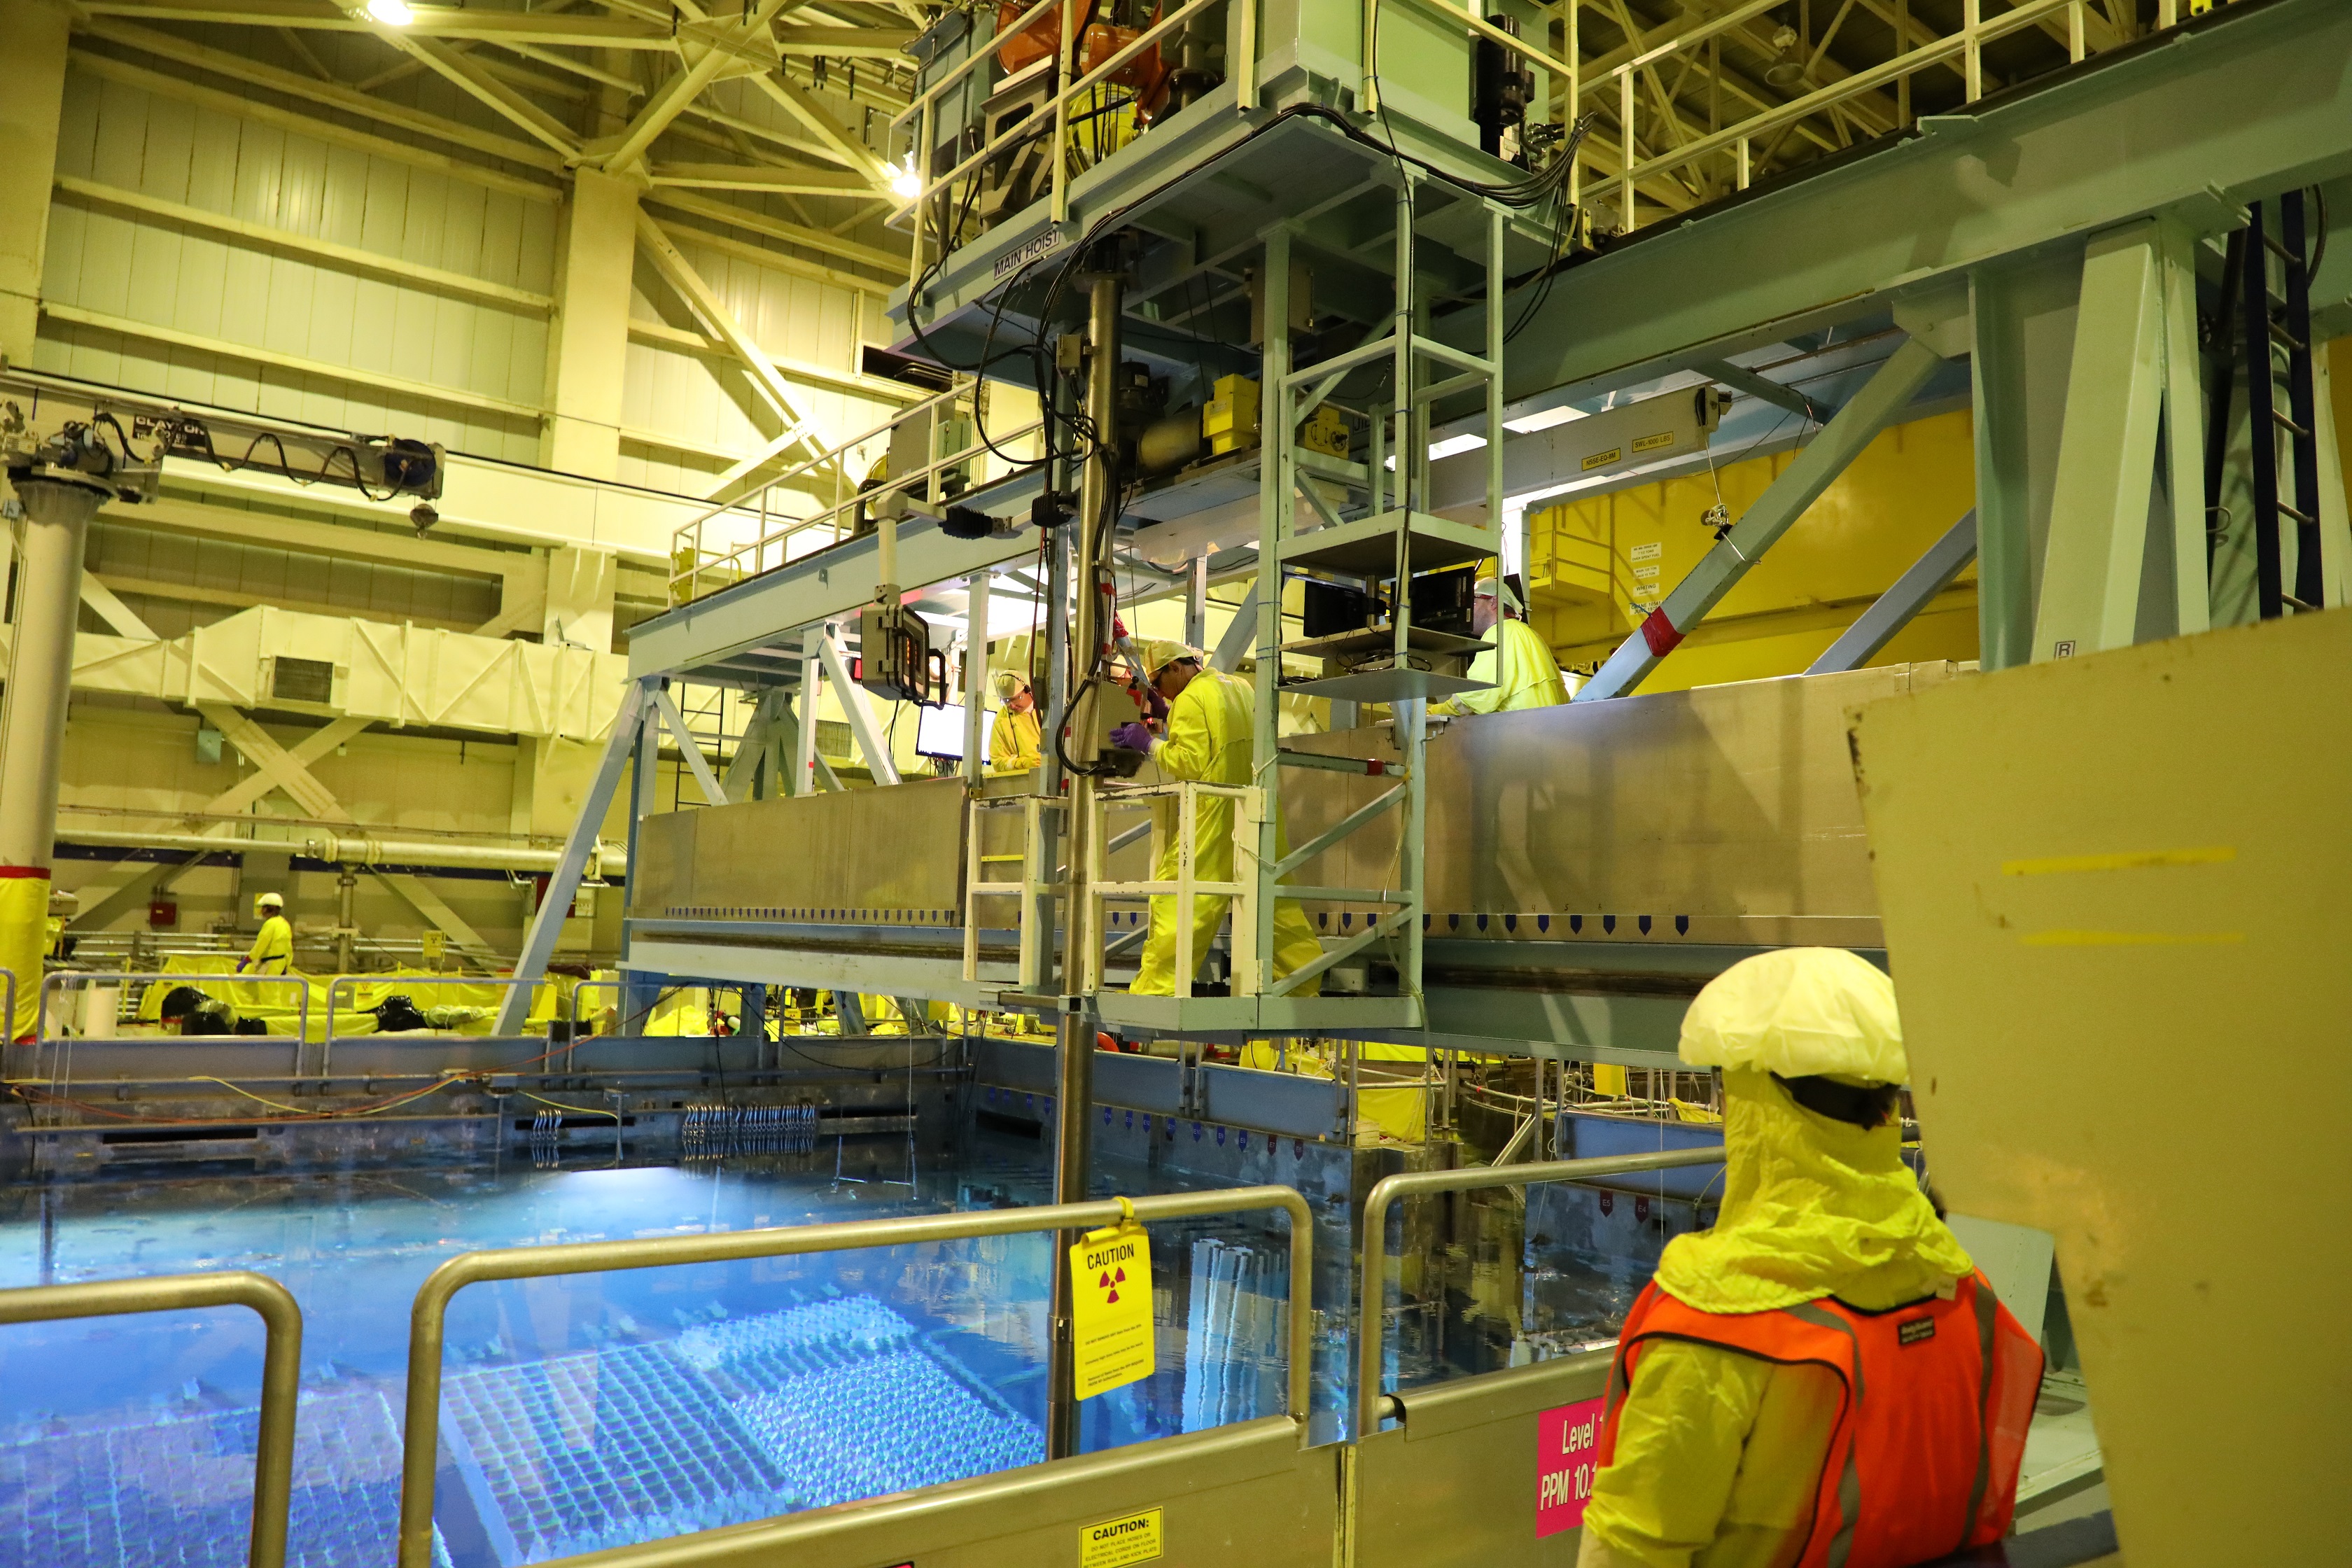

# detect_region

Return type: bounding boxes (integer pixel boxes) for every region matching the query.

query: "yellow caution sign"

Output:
[1069,1198,1155,1400]
[1079,1507,1163,1568]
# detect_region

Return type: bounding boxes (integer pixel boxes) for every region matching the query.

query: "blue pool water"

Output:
[0,1135,1299,1567]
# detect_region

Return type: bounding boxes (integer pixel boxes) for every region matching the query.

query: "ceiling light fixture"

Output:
[366,0,416,23]
[890,153,922,200]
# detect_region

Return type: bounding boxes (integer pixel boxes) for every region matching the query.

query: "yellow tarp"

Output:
[0,875,47,1042]
[131,956,563,1042]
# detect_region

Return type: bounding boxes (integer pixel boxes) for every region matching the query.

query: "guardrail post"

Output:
[0,1272,302,1568]
[396,1188,1315,1567]
[1355,1149,1724,1436]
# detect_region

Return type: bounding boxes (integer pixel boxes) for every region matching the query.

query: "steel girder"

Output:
[1455,0,2352,414]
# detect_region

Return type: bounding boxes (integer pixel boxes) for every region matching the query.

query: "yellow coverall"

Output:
[1436,616,1568,715]
[1576,1065,1977,1568]
[245,913,293,975]
[1129,666,1324,995]
[989,705,1042,774]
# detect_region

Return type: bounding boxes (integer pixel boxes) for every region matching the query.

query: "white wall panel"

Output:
[38,60,552,462]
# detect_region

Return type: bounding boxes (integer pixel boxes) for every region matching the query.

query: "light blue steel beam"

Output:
[496,680,650,1034]
[1805,511,1978,675]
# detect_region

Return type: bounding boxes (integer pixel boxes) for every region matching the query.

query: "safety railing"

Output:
[567,975,624,1044]
[321,974,542,1073]
[1356,1147,1726,1435]
[395,1184,1316,1568]
[668,377,1043,606]
[22,972,311,1122]
[964,792,1067,989]
[1088,780,1261,999]
[887,0,1245,274]
[36,969,309,1046]
[1562,0,2206,235]
[0,1271,303,1568]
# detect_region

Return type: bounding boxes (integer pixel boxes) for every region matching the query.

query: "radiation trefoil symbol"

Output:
[1098,1266,1128,1304]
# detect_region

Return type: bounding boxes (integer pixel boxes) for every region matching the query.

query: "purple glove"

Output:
[1144,684,1170,723]
[1110,721,1155,753]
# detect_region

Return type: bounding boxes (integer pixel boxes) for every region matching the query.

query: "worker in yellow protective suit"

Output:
[1436,573,1569,715]
[1578,948,2035,1568]
[988,668,1042,774]
[1109,642,1323,996]
[239,891,293,975]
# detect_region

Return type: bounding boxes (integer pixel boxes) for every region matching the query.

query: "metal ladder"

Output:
[2212,190,2325,619]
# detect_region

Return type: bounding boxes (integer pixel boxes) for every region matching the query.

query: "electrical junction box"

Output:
[1203,374,1260,456]
[859,601,947,705]
[1300,405,1350,458]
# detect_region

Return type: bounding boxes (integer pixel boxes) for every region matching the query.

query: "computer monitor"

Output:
[916,703,988,764]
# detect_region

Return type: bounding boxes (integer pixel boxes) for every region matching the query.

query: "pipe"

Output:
[1046,265,1123,1461]
[54,826,626,877]
[0,472,108,1039]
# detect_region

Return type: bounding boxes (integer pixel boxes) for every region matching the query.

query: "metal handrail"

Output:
[885,0,1228,228]
[396,1184,1316,1568]
[0,1271,303,1568]
[1356,1147,1725,1436]
[1089,780,1263,998]
[36,969,310,1047]
[1575,0,2093,222]
[671,412,1046,605]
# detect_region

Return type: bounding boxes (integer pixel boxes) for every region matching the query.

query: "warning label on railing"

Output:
[1070,1217,1155,1399]
[1079,1507,1164,1568]
[1536,1396,1606,1537]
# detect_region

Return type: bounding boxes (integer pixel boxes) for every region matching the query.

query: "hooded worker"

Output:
[1578,948,2042,1568]
[1436,573,1569,715]
[239,891,292,976]
[988,668,1043,775]
[1108,640,1324,996]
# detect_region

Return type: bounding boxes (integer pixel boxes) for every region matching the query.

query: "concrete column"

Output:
[0,0,71,363]
[0,472,105,1037]
[540,169,640,480]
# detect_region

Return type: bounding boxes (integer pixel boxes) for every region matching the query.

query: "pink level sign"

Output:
[1536,1396,1606,1538]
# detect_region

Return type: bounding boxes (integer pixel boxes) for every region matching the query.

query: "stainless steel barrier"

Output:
[1357,1148,1726,1436]
[1346,1149,1726,1568]
[396,1185,1317,1568]
[0,1271,304,1568]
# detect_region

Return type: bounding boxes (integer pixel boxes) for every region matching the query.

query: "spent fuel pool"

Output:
[0,1135,1301,1567]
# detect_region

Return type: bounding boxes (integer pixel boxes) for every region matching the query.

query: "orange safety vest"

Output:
[1596,1272,2043,1568]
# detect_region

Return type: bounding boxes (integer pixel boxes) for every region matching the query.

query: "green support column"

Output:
[1969,255,2080,670]
[2034,221,2169,661]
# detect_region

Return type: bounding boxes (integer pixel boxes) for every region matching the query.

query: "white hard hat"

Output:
[256,891,284,909]
[1474,575,1499,597]
[1678,948,1907,1084]
[990,668,1029,703]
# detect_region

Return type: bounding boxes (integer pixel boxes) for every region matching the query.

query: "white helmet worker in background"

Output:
[1108,640,1324,996]
[1577,948,2043,1568]
[1435,573,1570,715]
[239,890,293,976]
[988,667,1042,776]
